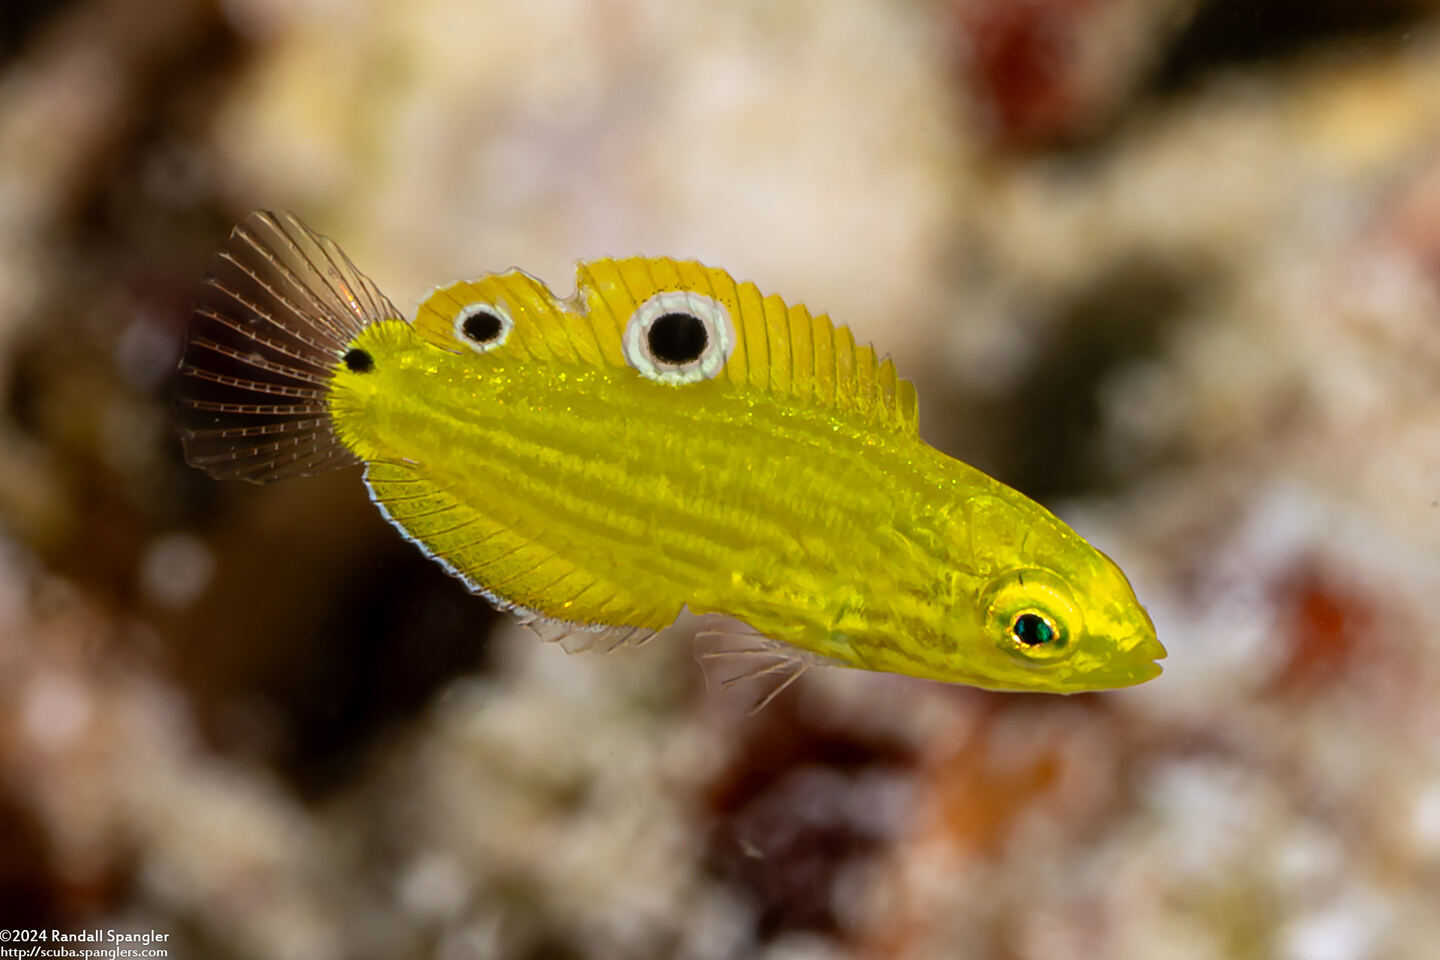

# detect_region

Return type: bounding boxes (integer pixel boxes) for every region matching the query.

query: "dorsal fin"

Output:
[413,271,613,368]
[411,256,920,434]
[176,211,402,483]
[580,257,920,434]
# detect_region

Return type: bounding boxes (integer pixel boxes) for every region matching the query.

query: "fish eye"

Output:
[1011,611,1059,647]
[623,291,735,384]
[453,303,512,353]
[982,567,1081,664]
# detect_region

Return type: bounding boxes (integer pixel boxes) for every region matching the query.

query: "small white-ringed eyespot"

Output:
[453,302,513,352]
[621,291,735,384]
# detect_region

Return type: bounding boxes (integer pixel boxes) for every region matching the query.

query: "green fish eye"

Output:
[1011,612,1057,647]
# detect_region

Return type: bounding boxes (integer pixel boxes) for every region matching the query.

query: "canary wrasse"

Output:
[177,211,1164,703]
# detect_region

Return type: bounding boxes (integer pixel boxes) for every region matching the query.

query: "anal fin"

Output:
[364,459,675,637]
[516,611,660,654]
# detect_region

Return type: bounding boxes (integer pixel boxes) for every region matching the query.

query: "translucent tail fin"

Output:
[176,211,401,483]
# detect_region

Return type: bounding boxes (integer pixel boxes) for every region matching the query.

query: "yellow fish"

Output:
[178,212,1164,702]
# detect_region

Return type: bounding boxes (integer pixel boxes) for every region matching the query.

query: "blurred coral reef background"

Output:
[4,0,1440,957]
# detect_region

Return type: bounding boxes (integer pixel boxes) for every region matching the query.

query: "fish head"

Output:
[939,495,1165,693]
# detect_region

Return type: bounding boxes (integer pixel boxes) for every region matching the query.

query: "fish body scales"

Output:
[177,212,1166,696]
[337,326,967,667]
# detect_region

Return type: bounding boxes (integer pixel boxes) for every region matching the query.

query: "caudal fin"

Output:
[176,211,401,483]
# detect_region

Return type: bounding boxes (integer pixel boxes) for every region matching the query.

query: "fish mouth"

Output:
[1097,631,1166,687]
[1138,633,1167,663]
[1130,633,1167,682]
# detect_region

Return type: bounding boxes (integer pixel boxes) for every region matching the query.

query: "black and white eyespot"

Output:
[621,291,735,384]
[453,302,513,353]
